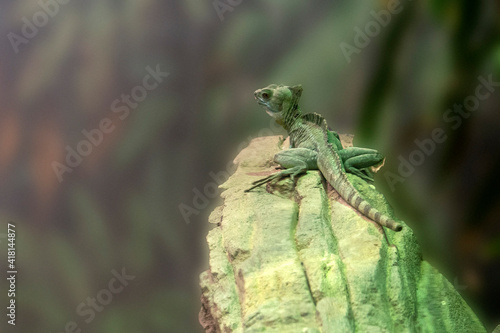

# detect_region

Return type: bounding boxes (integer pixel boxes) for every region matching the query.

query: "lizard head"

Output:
[254,84,302,124]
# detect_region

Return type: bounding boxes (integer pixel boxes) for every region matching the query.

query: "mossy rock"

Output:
[199,136,486,333]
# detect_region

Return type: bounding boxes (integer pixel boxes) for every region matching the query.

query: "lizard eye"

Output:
[262,92,269,99]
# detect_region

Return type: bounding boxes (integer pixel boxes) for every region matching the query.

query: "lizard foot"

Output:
[244,172,288,192]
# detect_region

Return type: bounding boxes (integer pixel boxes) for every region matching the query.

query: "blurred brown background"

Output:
[0,0,499,332]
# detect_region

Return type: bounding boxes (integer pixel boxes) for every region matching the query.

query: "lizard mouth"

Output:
[255,96,274,112]
[255,95,266,105]
[254,93,280,115]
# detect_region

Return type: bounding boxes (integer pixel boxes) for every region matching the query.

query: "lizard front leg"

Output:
[245,148,318,192]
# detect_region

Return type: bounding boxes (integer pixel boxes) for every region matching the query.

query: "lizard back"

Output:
[294,115,402,232]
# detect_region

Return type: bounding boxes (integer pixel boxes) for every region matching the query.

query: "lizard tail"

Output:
[317,148,403,232]
[341,186,402,232]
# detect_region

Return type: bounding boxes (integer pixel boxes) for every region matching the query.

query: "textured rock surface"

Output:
[199,136,486,333]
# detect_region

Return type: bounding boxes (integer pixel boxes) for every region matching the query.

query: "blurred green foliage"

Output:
[0,0,499,332]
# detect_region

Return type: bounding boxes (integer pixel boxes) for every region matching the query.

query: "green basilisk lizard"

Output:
[245,84,402,232]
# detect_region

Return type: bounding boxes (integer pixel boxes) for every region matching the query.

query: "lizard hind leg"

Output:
[338,148,385,183]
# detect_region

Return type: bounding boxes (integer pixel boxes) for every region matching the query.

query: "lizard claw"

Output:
[245,172,286,192]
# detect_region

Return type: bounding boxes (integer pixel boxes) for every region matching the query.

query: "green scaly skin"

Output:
[246,84,402,232]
